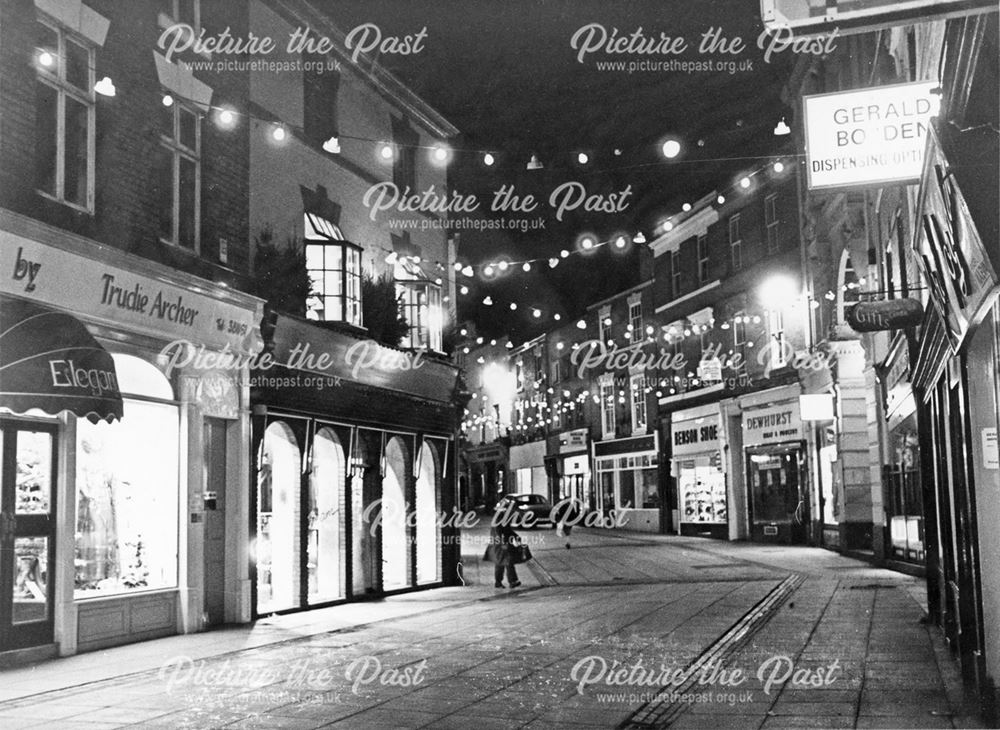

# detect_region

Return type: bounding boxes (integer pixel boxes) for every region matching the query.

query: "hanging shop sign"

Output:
[760,0,996,35]
[846,298,924,332]
[914,125,1000,350]
[743,400,802,446]
[671,415,721,457]
[803,81,940,190]
[1,231,261,353]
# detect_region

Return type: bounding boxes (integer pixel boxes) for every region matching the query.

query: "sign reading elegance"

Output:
[2,231,260,352]
[803,81,939,190]
[743,400,802,446]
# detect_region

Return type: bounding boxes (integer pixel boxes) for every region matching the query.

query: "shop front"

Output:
[740,388,807,544]
[0,211,262,658]
[670,404,727,539]
[911,123,1000,717]
[550,428,591,506]
[882,336,924,565]
[251,313,460,613]
[592,433,660,533]
[509,440,547,497]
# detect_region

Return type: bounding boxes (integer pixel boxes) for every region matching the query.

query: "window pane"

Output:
[160,101,175,139]
[65,39,89,91]
[324,272,342,296]
[178,156,197,248]
[36,23,58,74]
[35,82,58,195]
[154,146,173,240]
[16,431,52,514]
[75,399,180,597]
[305,244,325,271]
[177,0,197,25]
[64,95,89,205]
[13,537,49,624]
[179,108,197,150]
[324,296,343,321]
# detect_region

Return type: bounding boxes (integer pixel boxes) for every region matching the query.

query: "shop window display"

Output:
[678,459,727,524]
[75,398,179,596]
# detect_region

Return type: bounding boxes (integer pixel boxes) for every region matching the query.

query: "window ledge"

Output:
[74,586,179,603]
[157,13,211,61]
[35,189,93,216]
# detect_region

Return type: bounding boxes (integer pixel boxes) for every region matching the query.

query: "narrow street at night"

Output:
[0,527,982,729]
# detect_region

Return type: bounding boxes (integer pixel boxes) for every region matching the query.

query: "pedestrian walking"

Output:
[489,506,522,589]
[554,494,582,549]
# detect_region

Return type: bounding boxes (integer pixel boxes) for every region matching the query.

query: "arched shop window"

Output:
[256,421,302,614]
[308,427,346,603]
[381,437,409,591]
[415,441,440,585]
[75,355,179,597]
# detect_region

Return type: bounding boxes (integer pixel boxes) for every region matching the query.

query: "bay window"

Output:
[396,258,442,351]
[305,213,362,326]
[630,373,647,433]
[35,18,95,212]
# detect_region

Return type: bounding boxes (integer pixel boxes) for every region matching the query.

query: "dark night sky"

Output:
[321,0,797,341]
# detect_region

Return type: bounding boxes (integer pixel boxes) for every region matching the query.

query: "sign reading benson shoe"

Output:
[803,81,940,190]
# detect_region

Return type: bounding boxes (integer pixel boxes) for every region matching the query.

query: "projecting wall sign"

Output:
[803,81,940,190]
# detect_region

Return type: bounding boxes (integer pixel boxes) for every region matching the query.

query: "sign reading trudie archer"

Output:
[803,81,940,190]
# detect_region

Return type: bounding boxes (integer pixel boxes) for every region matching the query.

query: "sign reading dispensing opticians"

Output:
[743,400,802,446]
[1,230,261,353]
[803,81,940,190]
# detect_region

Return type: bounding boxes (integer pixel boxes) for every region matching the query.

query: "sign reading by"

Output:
[803,81,940,190]
[743,400,802,446]
[2,232,260,353]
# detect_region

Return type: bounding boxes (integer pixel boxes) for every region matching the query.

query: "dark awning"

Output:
[0,294,123,422]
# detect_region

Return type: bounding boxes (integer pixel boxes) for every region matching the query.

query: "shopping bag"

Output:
[513,544,532,564]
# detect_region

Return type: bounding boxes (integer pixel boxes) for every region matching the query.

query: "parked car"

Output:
[496,493,555,529]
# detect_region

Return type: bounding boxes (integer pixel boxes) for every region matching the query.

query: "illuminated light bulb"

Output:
[604,318,612,326]
[510,302,518,311]
[615,236,627,249]
[460,328,468,336]
[484,265,495,276]
[322,136,341,154]
[577,152,589,164]
[577,320,586,329]
[476,337,484,344]
[682,203,691,212]
[717,195,726,205]
[462,347,470,354]
[460,285,469,295]
[216,108,236,129]
[483,152,495,166]
[556,342,564,350]
[380,143,394,160]
[38,50,55,67]
[554,314,561,321]
[633,232,646,244]
[549,258,559,268]
[498,260,509,271]
[664,221,674,232]
[740,176,751,189]
[560,249,569,258]
[773,161,784,173]
[454,262,463,271]
[272,125,287,142]
[490,339,497,346]
[482,297,493,305]
[433,145,449,162]
[614,148,622,156]
[581,237,594,250]
[646,326,654,335]
[94,76,116,97]
[522,262,531,272]
[462,266,474,277]
[532,309,542,318]
[162,94,174,107]
[661,139,681,158]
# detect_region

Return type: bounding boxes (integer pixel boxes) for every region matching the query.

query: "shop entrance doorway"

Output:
[747,443,808,544]
[0,420,57,651]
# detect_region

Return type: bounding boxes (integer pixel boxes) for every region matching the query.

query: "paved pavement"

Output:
[0,523,984,729]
